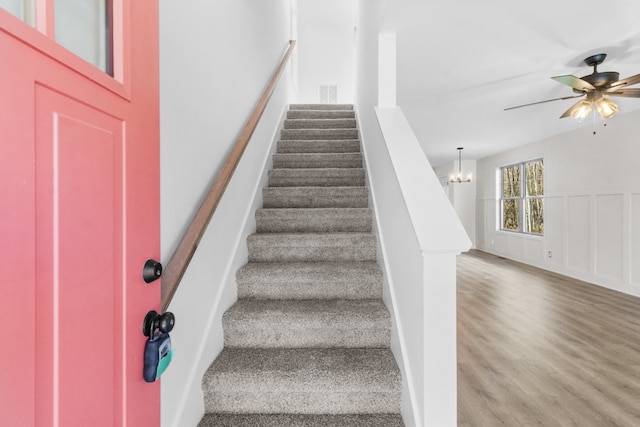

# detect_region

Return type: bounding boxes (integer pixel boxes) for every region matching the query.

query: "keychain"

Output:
[142,310,175,382]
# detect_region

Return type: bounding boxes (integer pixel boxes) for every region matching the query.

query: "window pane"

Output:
[525,198,544,234]
[525,159,544,197]
[0,0,35,25]
[502,199,519,231]
[55,0,113,75]
[501,165,520,198]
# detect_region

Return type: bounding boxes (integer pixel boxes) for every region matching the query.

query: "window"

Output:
[1,0,113,75]
[500,159,543,234]
[1,0,35,25]
[55,0,114,75]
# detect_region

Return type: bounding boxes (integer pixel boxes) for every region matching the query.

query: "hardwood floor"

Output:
[457,250,640,427]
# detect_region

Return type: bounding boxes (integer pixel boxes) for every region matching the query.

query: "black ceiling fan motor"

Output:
[580,53,619,88]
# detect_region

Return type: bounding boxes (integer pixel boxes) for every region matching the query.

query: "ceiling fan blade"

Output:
[607,88,640,98]
[608,73,640,89]
[504,94,584,111]
[559,99,589,119]
[551,75,595,91]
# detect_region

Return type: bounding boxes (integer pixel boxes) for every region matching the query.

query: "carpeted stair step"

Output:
[268,168,365,187]
[287,109,355,120]
[256,208,371,233]
[284,118,357,129]
[223,299,391,348]
[199,103,404,426]
[290,103,354,111]
[281,128,359,140]
[277,139,361,154]
[272,153,362,169]
[202,347,401,414]
[198,413,404,427]
[247,232,376,262]
[236,261,382,299]
[262,187,368,209]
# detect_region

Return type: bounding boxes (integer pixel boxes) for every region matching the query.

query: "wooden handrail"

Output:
[160,40,296,312]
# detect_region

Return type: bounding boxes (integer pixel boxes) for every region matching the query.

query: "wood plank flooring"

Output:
[457,250,640,427]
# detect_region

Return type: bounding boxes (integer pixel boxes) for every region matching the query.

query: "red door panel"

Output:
[35,86,123,426]
[0,0,160,425]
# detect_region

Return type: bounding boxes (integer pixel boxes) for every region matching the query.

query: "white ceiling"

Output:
[380,0,640,167]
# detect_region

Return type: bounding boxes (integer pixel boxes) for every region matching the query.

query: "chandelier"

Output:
[449,147,472,183]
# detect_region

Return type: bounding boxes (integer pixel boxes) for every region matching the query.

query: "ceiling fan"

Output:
[505,53,640,120]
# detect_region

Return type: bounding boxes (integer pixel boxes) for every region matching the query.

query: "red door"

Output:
[0,0,160,425]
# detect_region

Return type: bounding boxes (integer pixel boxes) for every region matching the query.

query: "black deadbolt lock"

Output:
[143,259,163,283]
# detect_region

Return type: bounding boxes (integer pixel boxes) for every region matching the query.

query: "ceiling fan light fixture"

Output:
[505,53,640,122]
[570,100,593,122]
[595,97,618,119]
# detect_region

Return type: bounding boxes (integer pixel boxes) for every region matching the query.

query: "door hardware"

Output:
[142,259,163,283]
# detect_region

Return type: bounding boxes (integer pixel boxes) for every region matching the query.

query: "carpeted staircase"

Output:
[198,104,404,427]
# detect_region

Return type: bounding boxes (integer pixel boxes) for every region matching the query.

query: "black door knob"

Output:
[143,310,175,337]
[143,259,163,283]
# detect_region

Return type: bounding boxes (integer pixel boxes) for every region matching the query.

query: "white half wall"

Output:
[159,2,292,426]
[476,110,640,296]
[355,0,421,424]
[296,0,356,103]
[373,108,471,426]
[356,2,471,425]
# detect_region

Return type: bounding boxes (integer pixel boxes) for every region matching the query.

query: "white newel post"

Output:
[422,252,458,426]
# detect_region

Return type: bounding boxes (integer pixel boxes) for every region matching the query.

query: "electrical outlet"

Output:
[547,251,552,258]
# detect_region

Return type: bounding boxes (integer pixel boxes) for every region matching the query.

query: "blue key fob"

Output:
[143,331,174,382]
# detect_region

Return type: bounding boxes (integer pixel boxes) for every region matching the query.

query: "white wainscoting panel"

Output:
[524,238,543,262]
[567,195,591,273]
[595,194,624,281]
[485,199,496,249]
[508,234,525,258]
[632,194,640,286]
[476,199,485,249]
[544,196,564,267]
[495,232,509,252]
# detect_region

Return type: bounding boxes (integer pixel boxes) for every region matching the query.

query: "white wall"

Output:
[296,0,356,103]
[434,160,477,248]
[159,2,292,426]
[476,110,640,297]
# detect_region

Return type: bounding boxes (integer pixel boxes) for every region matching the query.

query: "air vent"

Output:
[319,84,337,104]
